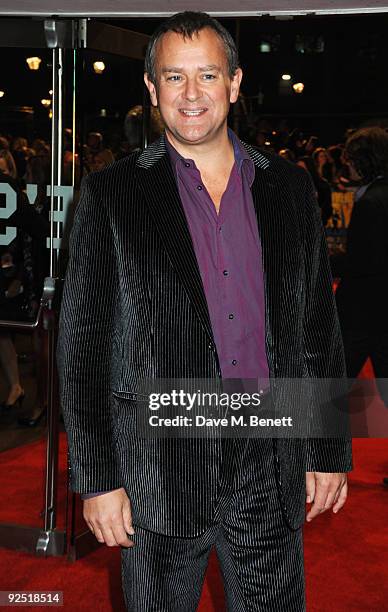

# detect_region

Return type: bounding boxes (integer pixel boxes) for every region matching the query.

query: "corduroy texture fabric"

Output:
[121,439,305,612]
[56,134,352,537]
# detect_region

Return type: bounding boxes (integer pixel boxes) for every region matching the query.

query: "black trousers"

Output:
[342,329,388,408]
[121,438,305,611]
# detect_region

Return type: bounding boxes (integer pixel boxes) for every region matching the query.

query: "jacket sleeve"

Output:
[302,174,353,473]
[56,173,123,493]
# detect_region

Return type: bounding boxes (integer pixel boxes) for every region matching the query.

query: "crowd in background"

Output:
[0,110,365,228]
[0,115,386,302]
[0,113,370,332]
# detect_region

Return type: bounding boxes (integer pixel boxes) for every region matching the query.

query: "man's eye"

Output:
[167,75,182,82]
[202,74,216,80]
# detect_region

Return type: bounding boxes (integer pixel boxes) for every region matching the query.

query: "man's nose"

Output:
[183,77,201,101]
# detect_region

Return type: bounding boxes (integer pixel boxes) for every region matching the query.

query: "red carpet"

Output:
[0,357,387,610]
[0,433,68,528]
[0,438,387,611]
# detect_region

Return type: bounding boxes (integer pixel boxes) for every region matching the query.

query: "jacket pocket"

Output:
[111,393,138,450]
[112,390,149,402]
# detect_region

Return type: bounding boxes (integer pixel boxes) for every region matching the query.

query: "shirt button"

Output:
[218,227,222,232]
[229,313,234,319]
[223,270,228,276]
[232,359,237,366]
[184,162,190,168]
[197,185,203,191]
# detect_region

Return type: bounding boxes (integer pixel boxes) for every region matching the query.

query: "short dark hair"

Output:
[345,126,388,183]
[144,11,239,84]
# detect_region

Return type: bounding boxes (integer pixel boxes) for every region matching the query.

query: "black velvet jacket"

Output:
[57,136,352,536]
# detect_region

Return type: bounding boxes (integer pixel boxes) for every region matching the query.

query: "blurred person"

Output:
[12,137,28,151]
[31,138,50,158]
[254,119,272,149]
[328,145,347,190]
[0,157,49,416]
[86,132,103,155]
[91,148,115,172]
[0,149,17,179]
[0,136,10,150]
[106,132,129,161]
[63,128,80,185]
[304,135,319,156]
[328,145,344,174]
[82,132,103,173]
[278,148,296,162]
[124,105,164,153]
[313,146,335,183]
[58,11,351,611]
[24,153,50,314]
[17,154,51,427]
[11,136,29,179]
[297,155,333,225]
[84,132,114,174]
[25,154,50,191]
[336,126,388,409]
[313,146,328,175]
[255,130,269,147]
[288,128,306,158]
[274,120,290,150]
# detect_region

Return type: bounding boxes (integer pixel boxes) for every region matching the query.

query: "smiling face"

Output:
[144,28,242,149]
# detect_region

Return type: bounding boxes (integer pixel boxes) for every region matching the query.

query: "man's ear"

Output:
[144,73,158,107]
[230,68,243,104]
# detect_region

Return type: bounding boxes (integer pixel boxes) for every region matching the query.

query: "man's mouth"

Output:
[179,108,207,117]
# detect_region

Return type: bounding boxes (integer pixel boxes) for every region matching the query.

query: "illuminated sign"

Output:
[0,183,73,249]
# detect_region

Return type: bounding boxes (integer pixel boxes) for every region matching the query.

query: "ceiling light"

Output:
[26,56,42,70]
[293,82,305,94]
[260,42,271,53]
[281,74,292,81]
[0,91,4,98]
[93,61,106,74]
[41,99,51,107]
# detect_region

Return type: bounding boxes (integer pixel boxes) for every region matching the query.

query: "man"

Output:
[57,12,352,611]
[335,126,388,487]
[336,126,388,409]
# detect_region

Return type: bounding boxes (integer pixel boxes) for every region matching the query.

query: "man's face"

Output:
[144,28,242,147]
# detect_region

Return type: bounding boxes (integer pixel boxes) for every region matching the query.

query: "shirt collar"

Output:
[165,128,255,187]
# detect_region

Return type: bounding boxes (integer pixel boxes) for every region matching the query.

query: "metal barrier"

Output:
[0,277,66,556]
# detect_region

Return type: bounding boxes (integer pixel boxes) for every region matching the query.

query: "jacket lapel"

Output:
[242,142,292,376]
[136,136,215,345]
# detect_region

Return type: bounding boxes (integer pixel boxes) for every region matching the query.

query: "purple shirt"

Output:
[167,130,269,381]
[82,129,269,499]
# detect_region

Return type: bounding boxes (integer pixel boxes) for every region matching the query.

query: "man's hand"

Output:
[83,487,134,547]
[305,472,348,522]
